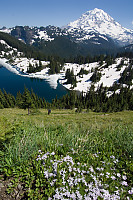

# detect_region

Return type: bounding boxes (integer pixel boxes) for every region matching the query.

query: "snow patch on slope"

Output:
[34,30,54,42]
[0,38,132,92]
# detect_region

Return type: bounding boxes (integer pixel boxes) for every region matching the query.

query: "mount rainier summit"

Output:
[65,8,133,46]
[0,8,133,57]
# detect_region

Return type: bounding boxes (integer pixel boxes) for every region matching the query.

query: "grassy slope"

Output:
[0,108,133,150]
[0,108,133,199]
[0,108,133,161]
[0,108,133,131]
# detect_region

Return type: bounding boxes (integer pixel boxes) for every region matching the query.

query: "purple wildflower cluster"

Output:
[36,150,133,199]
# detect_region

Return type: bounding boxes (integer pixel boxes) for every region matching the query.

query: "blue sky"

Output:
[1,0,133,29]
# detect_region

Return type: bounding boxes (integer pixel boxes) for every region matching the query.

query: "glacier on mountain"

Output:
[65,8,133,46]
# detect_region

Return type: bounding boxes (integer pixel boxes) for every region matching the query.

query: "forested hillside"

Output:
[0,32,47,60]
[0,84,132,113]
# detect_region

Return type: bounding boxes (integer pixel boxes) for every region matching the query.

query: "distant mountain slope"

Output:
[0,31,33,55]
[9,25,117,57]
[123,44,133,52]
[0,31,47,60]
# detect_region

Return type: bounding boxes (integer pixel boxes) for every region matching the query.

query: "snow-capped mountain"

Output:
[65,8,133,46]
[0,8,133,57]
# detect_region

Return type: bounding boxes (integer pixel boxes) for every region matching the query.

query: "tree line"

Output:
[0,85,132,113]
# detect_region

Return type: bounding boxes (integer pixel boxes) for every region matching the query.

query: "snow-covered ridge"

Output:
[0,31,133,93]
[0,27,12,34]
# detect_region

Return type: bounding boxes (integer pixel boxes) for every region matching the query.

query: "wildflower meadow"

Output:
[0,109,133,199]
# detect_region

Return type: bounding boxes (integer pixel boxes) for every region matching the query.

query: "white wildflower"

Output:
[121,181,128,186]
[76,190,82,199]
[110,155,115,159]
[89,166,94,173]
[111,175,116,180]
[122,175,127,180]
[117,173,121,177]
[51,152,55,156]
[128,188,133,194]
[44,170,49,179]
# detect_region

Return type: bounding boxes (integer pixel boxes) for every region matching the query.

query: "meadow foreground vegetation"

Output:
[0,108,133,199]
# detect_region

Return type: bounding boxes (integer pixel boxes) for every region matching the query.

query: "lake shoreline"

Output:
[0,59,69,101]
[0,58,86,94]
[0,58,66,90]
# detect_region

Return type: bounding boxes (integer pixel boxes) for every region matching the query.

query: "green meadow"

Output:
[0,108,133,199]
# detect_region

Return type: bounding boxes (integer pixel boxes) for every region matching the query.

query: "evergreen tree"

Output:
[0,101,4,109]
[16,91,22,108]
[0,89,5,107]
[90,70,102,83]
[65,68,77,88]
[21,87,33,114]
[3,89,10,108]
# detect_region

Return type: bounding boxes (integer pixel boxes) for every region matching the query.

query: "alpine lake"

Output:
[0,66,68,102]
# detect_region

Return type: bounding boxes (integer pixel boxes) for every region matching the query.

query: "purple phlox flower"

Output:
[106,172,110,176]
[68,165,72,172]
[96,167,104,171]
[49,172,54,177]
[77,168,81,173]
[96,167,101,171]
[110,155,115,159]
[128,188,133,194]
[73,167,77,171]
[94,153,99,157]
[70,192,76,199]
[122,175,127,180]
[41,154,48,160]
[51,152,55,156]
[50,179,57,186]
[44,170,49,179]
[117,173,121,177]
[115,190,120,195]
[73,172,76,176]
[74,178,78,185]
[60,169,66,176]
[76,190,82,199]
[64,191,71,197]
[62,178,66,185]
[113,159,119,163]
[82,170,87,174]
[111,175,116,180]
[63,155,74,165]
[121,181,128,186]
[89,166,94,173]
[67,177,74,186]
[100,173,104,176]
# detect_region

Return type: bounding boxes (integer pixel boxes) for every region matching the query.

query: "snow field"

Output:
[0,54,132,92]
